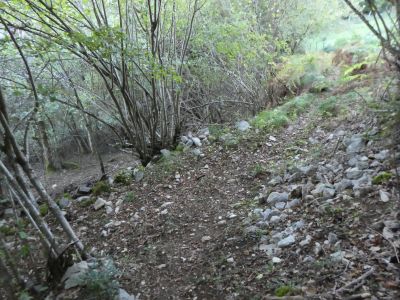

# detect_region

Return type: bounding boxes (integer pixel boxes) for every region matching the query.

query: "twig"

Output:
[331,136,343,158]
[391,148,400,200]
[335,267,375,294]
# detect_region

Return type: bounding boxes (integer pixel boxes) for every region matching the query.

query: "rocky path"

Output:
[57,87,400,299]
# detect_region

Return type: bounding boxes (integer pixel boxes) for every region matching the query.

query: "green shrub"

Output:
[223,136,239,148]
[318,97,340,117]
[209,125,228,140]
[114,170,132,185]
[310,77,330,93]
[252,109,289,129]
[0,225,17,236]
[92,181,111,196]
[281,94,315,119]
[252,94,317,129]
[124,192,136,203]
[79,260,119,300]
[372,172,393,185]
[157,154,182,176]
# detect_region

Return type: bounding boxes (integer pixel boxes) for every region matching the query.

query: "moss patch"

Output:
[39,203,49,216]
[274,285,295,297]
[79,197,96,208]
[372,172,393,185]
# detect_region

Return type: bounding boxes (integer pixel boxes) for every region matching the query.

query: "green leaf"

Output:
[18,231,28,240]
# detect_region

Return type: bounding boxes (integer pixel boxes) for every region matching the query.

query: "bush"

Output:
[372,172,393,185]
[92,181,111,196]
[276,52,333,92]
[318,97,340,117]
[79,259,119,300]
[281,94,315,118]
[208,125,228,141]
[252,110,289,129]
[124,192,136,203]
[114,170,132,185]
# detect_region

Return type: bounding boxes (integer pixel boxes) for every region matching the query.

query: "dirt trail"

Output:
[45,70,400,299]
[35,151,138,197]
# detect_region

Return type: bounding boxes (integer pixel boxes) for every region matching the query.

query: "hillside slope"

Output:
[56,67,400,299]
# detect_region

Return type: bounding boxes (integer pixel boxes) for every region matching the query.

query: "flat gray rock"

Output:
[236,120,250,131]
[61,261,89,289]
[379,190,390,202]
[328,232,338,244]
[160,149,171,158]
[59,198,70,209]
[267,192,289,204]
[278,235,295,248]
[191,148,202,156]
[375,149,390,161]
[346,167,363,179]
[334,179,353,192]
[134,170,144,182]
[345,135,365,154]
[322,187,336,200]
[94,198,107,210]
[115,289,136,300]
[275,202,287,210]
[298,165,316,176]
[287,198,301,208]
[268,176,283,186]
[261,209,281,221]
[78,185,91,194]
[191,137,202,147]
[76,196,91,202]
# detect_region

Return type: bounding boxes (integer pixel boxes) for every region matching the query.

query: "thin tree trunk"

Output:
[0,88,86,257]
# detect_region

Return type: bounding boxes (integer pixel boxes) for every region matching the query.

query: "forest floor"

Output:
[51,66,400,299]
[37,151,138,198]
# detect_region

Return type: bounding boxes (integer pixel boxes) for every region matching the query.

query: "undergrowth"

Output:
[251,94,315,129]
